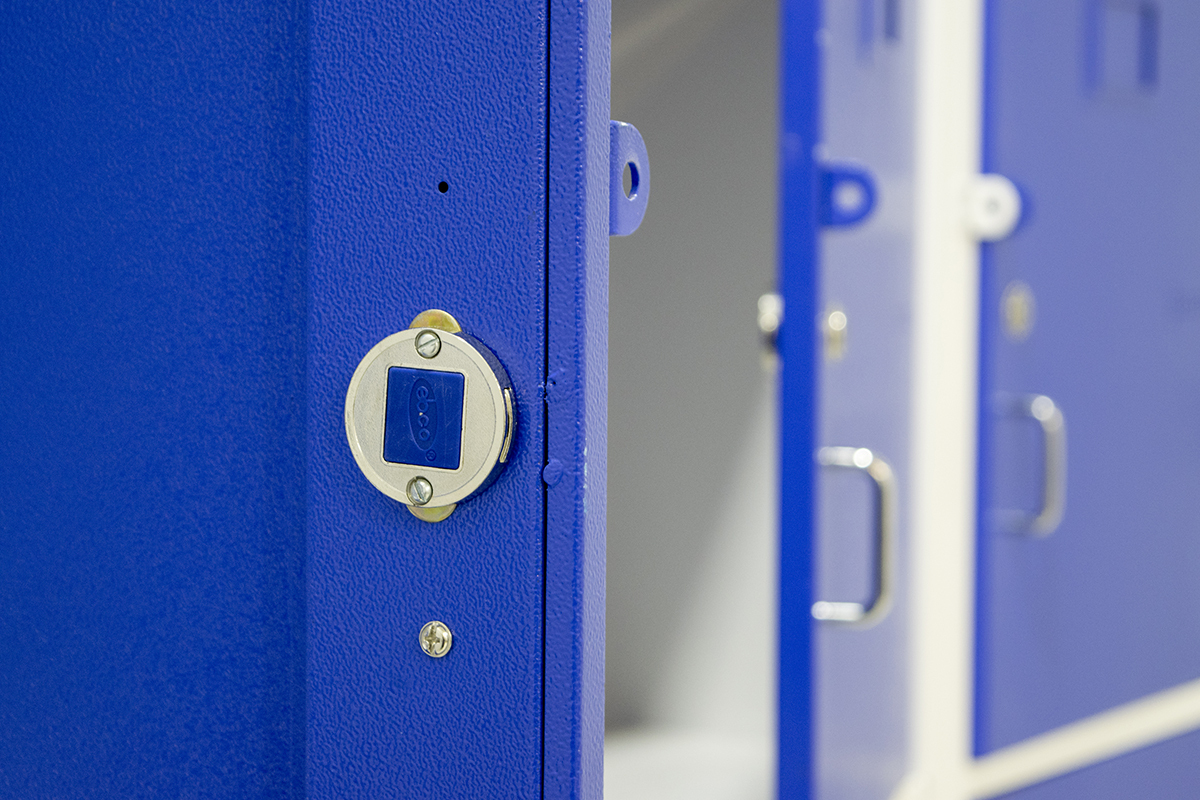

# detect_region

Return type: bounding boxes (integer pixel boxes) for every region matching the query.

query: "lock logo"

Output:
[383,366,464,471]
[409,378,439,462]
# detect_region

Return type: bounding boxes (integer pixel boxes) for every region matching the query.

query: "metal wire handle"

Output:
[1015,394,1066,537]
[811,447,897,628]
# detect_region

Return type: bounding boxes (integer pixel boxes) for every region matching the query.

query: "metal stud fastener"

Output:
[420,621,453,658]
[407,476,433,506]
[1001,280,1036,341]
[414,330,442,359]
[822,306,848,361]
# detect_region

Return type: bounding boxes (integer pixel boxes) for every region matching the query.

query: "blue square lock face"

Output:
[383,367,465,470]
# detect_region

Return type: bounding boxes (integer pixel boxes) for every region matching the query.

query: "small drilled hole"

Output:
[438,181,449,193]
[622,163,639,198]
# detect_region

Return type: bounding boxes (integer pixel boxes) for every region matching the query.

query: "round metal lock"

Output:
[344,310,514,521]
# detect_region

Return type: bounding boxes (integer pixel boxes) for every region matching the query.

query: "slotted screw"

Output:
[415,330,442,359]
[407,476,433,506]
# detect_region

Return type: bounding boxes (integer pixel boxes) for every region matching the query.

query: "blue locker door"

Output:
[779,3,914,798]
[778,1,820,798]
[813,2,914,799]
[0,5,309,795]
[976,0,1200,772]
[0,2,611,797]
[306,1,550,796]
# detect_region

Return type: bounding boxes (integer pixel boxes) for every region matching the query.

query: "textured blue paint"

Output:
[305,0,550,796]
[544,1,611,798]
[2,0,610,796]
[0,2,308,796]
[608,120,649,236]
[778,1,820,798]
[976,0,1200,765]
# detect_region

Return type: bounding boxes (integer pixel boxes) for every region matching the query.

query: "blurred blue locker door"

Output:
[0,2,613,798]
[976,0,1200,795]
[777,0,820,796]
[778,1,912,799]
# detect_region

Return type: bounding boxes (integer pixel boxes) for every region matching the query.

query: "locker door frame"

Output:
[543,1,612,797]
[901,0,986,797]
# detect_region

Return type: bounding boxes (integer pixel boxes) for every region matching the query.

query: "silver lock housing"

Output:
[345,317,514,513]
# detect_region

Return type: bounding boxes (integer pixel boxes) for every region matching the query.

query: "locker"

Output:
[0,1,636,797]
[779,2,1200,799]
[812,2,914,800]
[779,1,914,798]
[975,0,1200,792]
